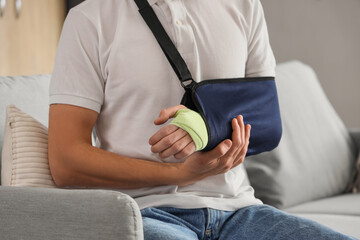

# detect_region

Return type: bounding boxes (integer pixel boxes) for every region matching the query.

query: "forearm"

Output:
[47,105,248,190]
[49,143,182,189]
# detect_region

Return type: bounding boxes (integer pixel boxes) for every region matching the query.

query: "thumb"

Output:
[205,140,232,159]
[154,105,187,125]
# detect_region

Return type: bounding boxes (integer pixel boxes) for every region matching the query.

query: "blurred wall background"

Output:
[0,0,66,76]
[262,0,360,128]
[3,0,358,128]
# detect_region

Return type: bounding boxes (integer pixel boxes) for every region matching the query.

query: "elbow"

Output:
[47,104,97,188]
[48,144,76,188]
[48,156,72,188]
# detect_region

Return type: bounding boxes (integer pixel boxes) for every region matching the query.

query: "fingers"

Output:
[220,117,242,160]
[150,127,187,154]
[159,134,195,159]
[176,141,230,186]
[231,115,246,160]
[219,115,251,171]
[238,115,246,150]
[179,116,251,185]
[154,105,187,125]
[232,123,251,167]
[149,124,178,145]
[203,139,232,161]
[173,140,196,159]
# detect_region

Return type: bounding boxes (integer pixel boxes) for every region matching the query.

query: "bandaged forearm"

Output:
[170,109,208,151]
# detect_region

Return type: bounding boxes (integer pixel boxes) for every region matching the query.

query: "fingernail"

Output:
[225,140,232,149]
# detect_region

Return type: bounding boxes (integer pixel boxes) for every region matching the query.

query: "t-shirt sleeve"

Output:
[50,9,105,113]
[245,0,276,78]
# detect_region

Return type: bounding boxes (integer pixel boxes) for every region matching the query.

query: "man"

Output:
[48,0,355,239]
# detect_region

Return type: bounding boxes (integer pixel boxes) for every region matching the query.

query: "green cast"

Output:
[170,109,208,151]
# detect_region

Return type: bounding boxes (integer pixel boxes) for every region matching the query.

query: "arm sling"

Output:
[133,0,282,156]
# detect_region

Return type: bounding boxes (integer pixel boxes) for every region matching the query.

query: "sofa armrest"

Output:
[0,186,143,240]
[349,128,360,156]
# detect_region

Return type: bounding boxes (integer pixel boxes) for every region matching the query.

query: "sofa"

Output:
[0,60,359,239]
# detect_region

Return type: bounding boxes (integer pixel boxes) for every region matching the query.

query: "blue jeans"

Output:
[141,205,357,240]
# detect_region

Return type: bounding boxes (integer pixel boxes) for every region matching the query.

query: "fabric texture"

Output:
[283,192,360,238]
[244,61,358,209]
[191,78,282,153]
[170,109,208,151]
[0,186,143,240]
[49,0,273,210]
[284,193,360,216]
[1,105,55,188]
[141,206,356,239]
[0,74,50,184]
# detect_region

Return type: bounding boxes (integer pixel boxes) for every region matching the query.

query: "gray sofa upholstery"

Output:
[285,192,360,234]
[1,61,359,239]
[0,187,143,240]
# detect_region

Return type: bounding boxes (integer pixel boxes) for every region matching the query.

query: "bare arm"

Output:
[48,104,250,189]
[48,104,182,189]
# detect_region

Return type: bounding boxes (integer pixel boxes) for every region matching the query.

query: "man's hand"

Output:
[176,115,251,186]
[149,105,196,159]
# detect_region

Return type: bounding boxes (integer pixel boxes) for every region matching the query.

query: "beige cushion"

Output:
[1,105,56,188]
[0,74,51,183]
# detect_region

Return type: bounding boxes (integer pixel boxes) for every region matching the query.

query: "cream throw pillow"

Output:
[1,105,56,188]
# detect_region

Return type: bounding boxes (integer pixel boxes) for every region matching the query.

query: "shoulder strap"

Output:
[133,0,194,87]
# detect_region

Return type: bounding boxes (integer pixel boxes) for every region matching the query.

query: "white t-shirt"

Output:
[50,0,276,210]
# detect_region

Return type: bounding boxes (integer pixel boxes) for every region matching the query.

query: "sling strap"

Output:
[133,0,194,87]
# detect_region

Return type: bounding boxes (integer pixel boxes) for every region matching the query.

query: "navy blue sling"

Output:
[134,0,282,156]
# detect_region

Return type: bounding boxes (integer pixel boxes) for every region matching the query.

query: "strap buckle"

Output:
[181,79,195,89]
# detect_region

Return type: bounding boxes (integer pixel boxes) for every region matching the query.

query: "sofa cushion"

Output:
[0,74,51,184]
[244,61,358,209]
[284,193,360,216]
[289,213,360,238]
[1,105,55,187]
